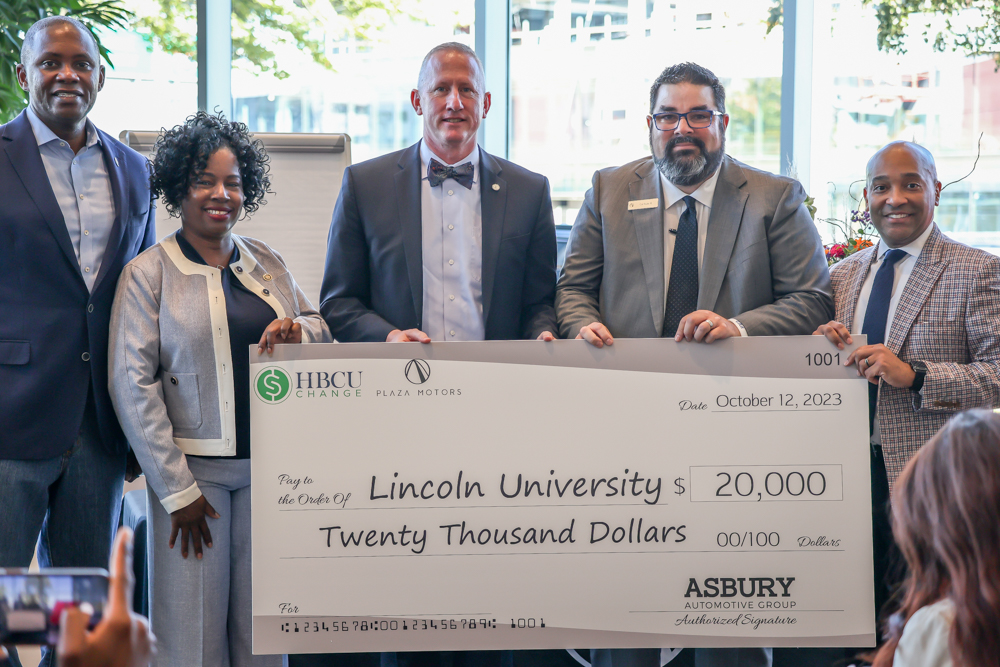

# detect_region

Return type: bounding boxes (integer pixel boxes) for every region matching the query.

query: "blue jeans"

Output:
[0,405,125,667]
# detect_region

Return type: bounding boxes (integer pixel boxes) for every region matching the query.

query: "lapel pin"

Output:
[114,156,119,167]
[263,273,272,281]
[492,183,500,191]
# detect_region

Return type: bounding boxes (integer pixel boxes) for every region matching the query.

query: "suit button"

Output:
[171,377,178,385]
[236,266,243,273]
[81,352,91,361]
[87,304,94,313]
[262,288,270,296]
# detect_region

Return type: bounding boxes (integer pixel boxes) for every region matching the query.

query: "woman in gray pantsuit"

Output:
[109,111,331,666]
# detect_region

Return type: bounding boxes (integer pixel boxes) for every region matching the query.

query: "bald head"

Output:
[20,16,98,65]
[866,141,937,187]
[417,42,484,93]
[864,140,942,248]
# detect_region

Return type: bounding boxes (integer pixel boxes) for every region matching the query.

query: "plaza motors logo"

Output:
[254,367,291,403]
[404,359,431,384]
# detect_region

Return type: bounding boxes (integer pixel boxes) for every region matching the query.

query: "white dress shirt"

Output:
[26,107,116,292]
[419,141,485,341]
[659,168,746,335]
[852,222,934,443]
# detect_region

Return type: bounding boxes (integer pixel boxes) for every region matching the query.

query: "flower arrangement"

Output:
[802,189,878,267]
[824,209,877,266]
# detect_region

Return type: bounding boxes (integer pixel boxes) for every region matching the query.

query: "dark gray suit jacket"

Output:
[320,142,558,342]
[556,155,833,339]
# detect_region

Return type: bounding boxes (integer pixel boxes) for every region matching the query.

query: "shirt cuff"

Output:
[729,318,748,337]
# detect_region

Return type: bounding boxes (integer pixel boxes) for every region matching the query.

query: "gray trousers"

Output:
[147,456,281,667]
[590,648,772,667]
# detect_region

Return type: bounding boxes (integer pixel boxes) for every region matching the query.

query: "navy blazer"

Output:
[320,142,558,342]
[0,111,155,460]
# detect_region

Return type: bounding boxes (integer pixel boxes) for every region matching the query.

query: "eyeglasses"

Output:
[649,110,726,131]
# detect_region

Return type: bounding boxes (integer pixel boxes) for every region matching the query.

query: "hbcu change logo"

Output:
[254,367,292,404]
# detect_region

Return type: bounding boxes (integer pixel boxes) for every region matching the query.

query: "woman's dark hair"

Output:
[150,110,271,218]
[872,409,1000,667]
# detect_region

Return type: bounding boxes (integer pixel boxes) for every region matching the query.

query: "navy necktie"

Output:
[663,196,699,336]
[427,159,475,189]
[861,248,908,431]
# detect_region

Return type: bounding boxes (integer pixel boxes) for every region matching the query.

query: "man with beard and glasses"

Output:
[555,62,833,667]
[557,62,832,353]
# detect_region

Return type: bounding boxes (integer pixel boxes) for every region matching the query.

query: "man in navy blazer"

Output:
[313,42,558,667]
[320,42,557,345]
[0,15,155,621]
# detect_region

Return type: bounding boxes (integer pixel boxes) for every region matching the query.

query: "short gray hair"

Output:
[417,42,485,93]
[20,16,99,64]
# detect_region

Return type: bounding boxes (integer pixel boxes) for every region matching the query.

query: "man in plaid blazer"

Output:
[814,140,1000,622]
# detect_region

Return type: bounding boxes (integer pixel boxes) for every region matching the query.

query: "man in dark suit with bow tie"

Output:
[320,41,557,346]
[0,16,155,666]
[314,41,559,667]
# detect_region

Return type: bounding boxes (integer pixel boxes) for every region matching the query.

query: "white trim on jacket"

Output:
[159,234,286,457]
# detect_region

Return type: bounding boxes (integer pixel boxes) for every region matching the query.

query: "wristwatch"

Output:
[910,360,928,393]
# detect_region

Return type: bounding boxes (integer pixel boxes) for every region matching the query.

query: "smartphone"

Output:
[0,569,108,645]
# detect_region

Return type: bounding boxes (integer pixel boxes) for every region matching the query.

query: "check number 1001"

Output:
[689,465,843,502]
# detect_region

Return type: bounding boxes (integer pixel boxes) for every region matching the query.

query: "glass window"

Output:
[809,0,1000,255]
[510,0,783,239]
[232,2,475,164]
[87,24,197,140]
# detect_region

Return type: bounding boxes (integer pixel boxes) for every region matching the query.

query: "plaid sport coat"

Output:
[830,224,1000,488]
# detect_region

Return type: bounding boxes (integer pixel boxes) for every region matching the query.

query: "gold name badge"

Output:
[627,198,658,211]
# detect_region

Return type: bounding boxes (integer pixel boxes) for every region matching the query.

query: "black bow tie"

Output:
[427,159,475,189]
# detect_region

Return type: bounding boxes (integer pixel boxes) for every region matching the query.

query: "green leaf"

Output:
[857,0,1000,68]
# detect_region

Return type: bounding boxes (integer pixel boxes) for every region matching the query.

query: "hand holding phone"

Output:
[0,570,107,646]
[56,528,155,667]
[0,529,154,667]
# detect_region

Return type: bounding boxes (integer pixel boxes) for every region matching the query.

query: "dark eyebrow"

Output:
[656,105,712,112]
[37,51,96,61]
[871,172,924,182]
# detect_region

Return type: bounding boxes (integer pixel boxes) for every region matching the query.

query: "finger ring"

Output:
[705,319,715,329]
[865,357,872,368]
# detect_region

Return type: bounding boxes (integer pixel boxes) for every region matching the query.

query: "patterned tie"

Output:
[663,196,699,336]
[861,248,908,431]
[427,159,475,189]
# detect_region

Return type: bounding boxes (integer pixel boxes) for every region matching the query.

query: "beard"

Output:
[652,132,726,187]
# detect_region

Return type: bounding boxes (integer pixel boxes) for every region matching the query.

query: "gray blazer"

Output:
[109,232,331,512]
[556,155,833,339]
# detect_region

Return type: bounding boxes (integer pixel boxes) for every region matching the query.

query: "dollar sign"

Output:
[674,477,686,495]
[263,373,282,399]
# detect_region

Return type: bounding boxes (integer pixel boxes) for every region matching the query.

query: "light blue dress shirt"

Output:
[26,107,116,292]
[419,141,485,341]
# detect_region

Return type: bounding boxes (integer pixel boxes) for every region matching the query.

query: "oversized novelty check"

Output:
[250,337,875,654]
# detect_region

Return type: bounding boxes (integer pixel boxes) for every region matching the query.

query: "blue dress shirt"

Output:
[26,107,116,292]
[419,141,485,341]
